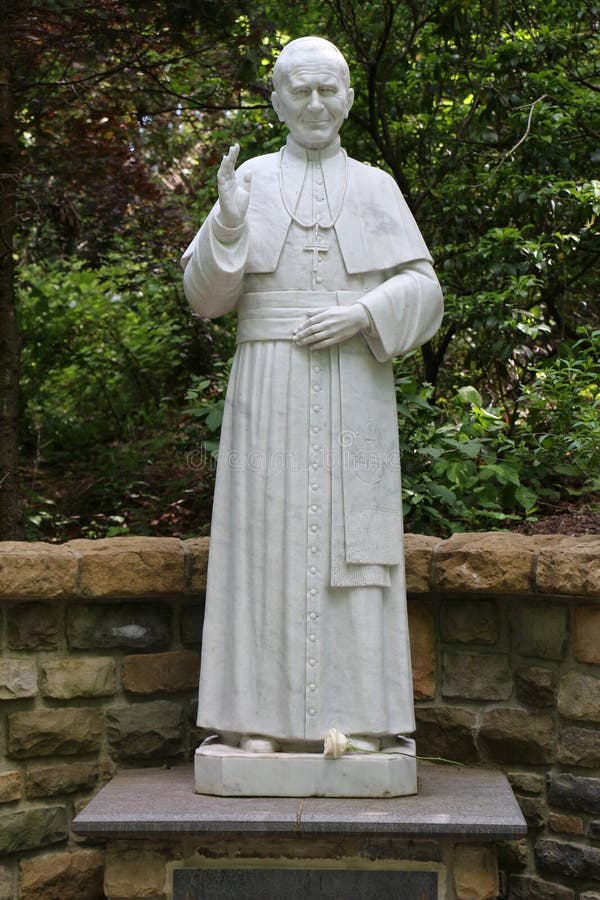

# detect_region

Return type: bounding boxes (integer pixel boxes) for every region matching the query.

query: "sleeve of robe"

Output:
[358,260,444,363]
[181,205,249,318]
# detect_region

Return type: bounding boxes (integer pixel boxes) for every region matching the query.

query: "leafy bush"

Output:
[16,257,213,539]
[184,358,233,458]
[396,329,600,534]
[396,371,536,534]
[517,329,600,490]
[18,257,190,456]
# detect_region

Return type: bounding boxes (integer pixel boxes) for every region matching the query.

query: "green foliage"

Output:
[396,369,535,534]
[395,330,600,535]
[184,358,233,457]
[18,257,189,454]
[16,256,214,540]
[11,0,600,539]
[518,329,600,489]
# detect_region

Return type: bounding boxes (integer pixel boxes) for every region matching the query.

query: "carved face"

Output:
[271,53,354,150]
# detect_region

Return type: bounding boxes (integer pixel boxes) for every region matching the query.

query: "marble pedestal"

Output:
[194,738,417,798]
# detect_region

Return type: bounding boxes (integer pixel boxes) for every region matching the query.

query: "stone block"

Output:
[440,599,499,645]
[19,848,104,900]
[453,844,498,900]
[69,536,184,598]
[535,837,600,878]
[0,659,38,700]
[122,650,200,694]
[415,706,478,763]
[0,866,13,900]
[180,604,204,647]
[557,726,600,767]
[479,709,553,764]
[0,542,77,600]
[509,874,574,900]
[509,602,567,660]
[0,770,22,803]
[8,708,103,758]
[515,795,546,829]
[442,650,511,700]
[574,605,600,664]
[6,602,60,649]
[548,774,600,814]
[548,813,584,836]
[67,603,171,650]
[0,805,68,854]
[515,665,556,708]
[589,820,600,839]
[558,671,600,722]
[508,772,544,796]
[404,533,437,592]
[581,894,600,900]
[536,536,600,596]
[496,838,529,868]
[434,532,538,593]
[185,536,210,592]
[408,599,436,699]
[548,774,600,815]
[106,700,184,761]
[40,657,116,699]
[104,845,176,898]
[26,762,99,799]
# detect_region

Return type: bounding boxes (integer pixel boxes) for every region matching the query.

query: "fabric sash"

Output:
[236,290,364,341]
[236,291,403,588]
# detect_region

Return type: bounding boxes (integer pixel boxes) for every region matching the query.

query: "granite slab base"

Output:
[194,739,417,798]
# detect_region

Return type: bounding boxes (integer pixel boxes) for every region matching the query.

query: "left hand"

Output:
[293,305,370,350]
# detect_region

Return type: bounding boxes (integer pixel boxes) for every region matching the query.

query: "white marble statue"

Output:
[182,37,443,758]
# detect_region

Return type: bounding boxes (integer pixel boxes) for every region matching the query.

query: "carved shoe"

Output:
[349,735,381,752]
[239,734,279,753]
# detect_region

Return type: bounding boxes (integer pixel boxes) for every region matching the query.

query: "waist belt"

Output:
[236,291,365,342]
[234,290,403,588]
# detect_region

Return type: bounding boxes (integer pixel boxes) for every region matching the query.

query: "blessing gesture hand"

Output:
[217,143,252,228]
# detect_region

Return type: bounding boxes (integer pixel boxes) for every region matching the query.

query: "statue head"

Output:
[271,37,354,151]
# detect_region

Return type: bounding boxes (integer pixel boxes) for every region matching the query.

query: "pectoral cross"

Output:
[304,224,329,276]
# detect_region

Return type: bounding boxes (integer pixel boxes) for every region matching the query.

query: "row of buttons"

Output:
[305,350,324,731]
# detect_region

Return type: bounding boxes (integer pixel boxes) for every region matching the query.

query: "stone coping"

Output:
[72,763,526,839]
[0,533,598,599]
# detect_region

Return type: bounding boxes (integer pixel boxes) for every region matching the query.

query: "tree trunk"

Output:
[0,1,24,539]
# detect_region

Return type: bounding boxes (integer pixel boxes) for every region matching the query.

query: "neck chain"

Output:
[278,145,348,229]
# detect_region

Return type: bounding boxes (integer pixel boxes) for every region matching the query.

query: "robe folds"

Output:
[182,136,443,742]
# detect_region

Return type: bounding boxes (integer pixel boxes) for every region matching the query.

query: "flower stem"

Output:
[345,743,464,767]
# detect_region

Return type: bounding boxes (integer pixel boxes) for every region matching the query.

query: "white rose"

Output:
[323,728,348,759]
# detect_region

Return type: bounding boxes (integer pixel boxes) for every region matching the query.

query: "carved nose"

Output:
[307,90,323,110]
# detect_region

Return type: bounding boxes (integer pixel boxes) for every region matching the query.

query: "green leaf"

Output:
[457,386,483,406]
[515,486,539,511]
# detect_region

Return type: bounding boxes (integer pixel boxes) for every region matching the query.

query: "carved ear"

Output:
[271,92,284,122]
[345,88,355,118]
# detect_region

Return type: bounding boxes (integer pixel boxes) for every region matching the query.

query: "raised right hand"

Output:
[217,143,252,228]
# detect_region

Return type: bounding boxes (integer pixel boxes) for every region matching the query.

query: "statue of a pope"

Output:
[182,36,443,754]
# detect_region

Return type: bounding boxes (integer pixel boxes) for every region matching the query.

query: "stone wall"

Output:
[0,533,599,899]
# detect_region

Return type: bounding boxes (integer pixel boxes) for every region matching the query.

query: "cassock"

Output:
[182,135,443,744]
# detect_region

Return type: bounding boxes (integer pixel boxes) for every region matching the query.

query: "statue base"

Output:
[194,737,417,798]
